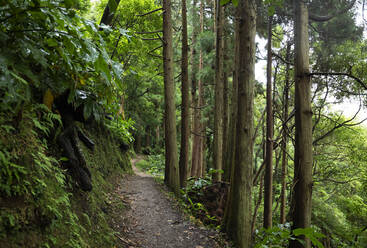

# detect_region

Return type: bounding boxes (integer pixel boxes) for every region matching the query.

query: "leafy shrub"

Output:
[135,154,165,179]
[254,224,325,248]
[105,117,135,145]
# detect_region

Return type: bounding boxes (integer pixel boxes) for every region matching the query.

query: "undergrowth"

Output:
[135,154,165,181]
[0,105,131,248]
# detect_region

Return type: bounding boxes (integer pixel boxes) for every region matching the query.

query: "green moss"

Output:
[0,107,131,248]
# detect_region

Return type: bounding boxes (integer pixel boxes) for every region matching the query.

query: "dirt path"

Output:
[110,156,222,248]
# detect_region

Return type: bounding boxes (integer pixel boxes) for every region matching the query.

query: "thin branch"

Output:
[272,51,293,65]
[148,53,163,59]
[308,71,367,91]
[136,30,163,34]
[148,45,163,54]
[313,104,364,145]
[137,8,163,17]
[141,37,161,41]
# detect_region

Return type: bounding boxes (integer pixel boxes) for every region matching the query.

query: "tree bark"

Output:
[223,17,239,182]
[100,0,121,27]
[222,15,229,182]
[290,1,313,247]
[264,14,273,229]
[163,0,180,195]
[224,0,256,246]
[191,0,205,178]
[213,0,224,182]
[179,0,189,188]
[280,41,291,225]
[196,0,205,178]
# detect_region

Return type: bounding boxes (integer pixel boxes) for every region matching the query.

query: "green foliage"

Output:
[0,106,131,247]
[105,117,135,144]
[0,0,126,116]
[263,0,284,16]
[254,225,325,248]
[0,106,88,247]
[180,176,220,227]
[136,154,165,179]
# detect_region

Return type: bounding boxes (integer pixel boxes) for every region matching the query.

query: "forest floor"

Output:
[108,155,225,248]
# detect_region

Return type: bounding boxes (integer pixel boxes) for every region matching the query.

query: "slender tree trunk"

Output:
[290,1,313,247]
[191,0,205,178]
[135,133,142,153]
[117,94,125,119]
[222,16,229,182]
[145,126,151,148]
[222,69,229,176]
[252,173,264,235]
[224,0,256,246]
[213,0,224,182]
[196,0,205,178]
[264,15,274,229]
[280,41,291,225]
[163,0,180,195]
[190,0,198,177]
[100,0,121,27]
[223,18,239,182]
[179,0,189,187]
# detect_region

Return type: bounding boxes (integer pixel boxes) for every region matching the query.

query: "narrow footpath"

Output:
[109,156,223,248]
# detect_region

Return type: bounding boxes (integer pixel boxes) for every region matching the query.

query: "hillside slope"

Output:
[0,107,131,248]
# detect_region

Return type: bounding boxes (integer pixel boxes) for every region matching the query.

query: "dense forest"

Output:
[1,0,367,247]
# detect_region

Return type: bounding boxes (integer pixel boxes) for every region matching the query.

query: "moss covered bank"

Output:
[0,106,131,248]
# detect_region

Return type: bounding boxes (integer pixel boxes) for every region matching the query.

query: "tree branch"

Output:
[313,103,365,146]
[136,30,163,34]
[272,51,293,65]
[308,71,367,91]
[309,0,356,22]
[137,8,163,17]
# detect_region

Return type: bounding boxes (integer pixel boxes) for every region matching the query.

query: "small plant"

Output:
[254,224,325,248]
[105,117,135,145]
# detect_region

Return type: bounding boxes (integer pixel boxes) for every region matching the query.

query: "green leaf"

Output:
[220,0,231,5]
[95,54,111,82]
[46,38,58,47]
[9,71,28,85]
[83,102,93,120]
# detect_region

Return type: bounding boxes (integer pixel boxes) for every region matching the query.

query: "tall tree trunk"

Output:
[290,1,313,247]
[223,18,239,182]
[191,0,205,178]
[163,0,180,195]
[222,69,229,176]
[190,0,198,178]
[280,41,291,225]
[196,0,205,178]
[222,15,229,182]
[179,0,189,187]
[224,0,256,246]
[213,0,224,182]
[264,15,273,229]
